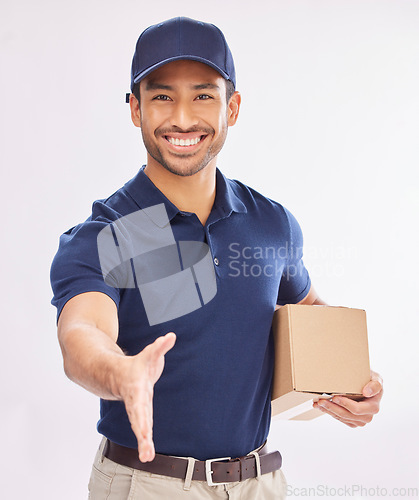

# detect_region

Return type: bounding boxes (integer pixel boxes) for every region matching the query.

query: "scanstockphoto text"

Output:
[227,242,357,279]
[286,484,418,497]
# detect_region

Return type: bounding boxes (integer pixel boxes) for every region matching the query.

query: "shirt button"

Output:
[214,257,219,266]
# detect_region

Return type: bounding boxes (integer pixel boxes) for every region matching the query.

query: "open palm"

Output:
[119,332,176,462]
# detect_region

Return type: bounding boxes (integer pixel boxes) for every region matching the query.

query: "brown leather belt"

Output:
[104,440,282,485]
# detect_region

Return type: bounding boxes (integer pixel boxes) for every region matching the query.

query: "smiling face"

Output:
[130,60,240,177]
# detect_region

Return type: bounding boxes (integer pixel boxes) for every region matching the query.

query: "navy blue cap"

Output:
[130,17,236,92]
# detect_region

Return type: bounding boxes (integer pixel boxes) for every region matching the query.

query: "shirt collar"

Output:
[123,166,179,227]
[213,168,247,219]
[123,166,247,227]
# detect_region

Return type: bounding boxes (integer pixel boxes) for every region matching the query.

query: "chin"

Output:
[160,159,210,177]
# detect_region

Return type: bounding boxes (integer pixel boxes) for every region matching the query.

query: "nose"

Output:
[169,100,199,131]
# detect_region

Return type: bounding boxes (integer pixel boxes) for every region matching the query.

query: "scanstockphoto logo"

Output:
[97,203,217,326]
[286,484,419,497]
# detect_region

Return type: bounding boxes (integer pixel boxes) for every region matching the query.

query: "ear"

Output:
[129,93,141,128]
[227,91,241,127]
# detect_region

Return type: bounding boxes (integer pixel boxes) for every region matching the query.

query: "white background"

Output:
[1,0,418,498]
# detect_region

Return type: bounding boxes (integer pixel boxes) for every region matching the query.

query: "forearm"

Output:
[59,324,126,401]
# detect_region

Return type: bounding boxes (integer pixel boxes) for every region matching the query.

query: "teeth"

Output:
[167,136,202,146]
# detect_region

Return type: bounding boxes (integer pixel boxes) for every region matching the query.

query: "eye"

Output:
[153,95,172,101]
[196,94,212,100]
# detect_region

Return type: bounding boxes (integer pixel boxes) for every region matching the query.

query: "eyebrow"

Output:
[145,82,173,91]
[192,83,220,91]
[144,82,221,91]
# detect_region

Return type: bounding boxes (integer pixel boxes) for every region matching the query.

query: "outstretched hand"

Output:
[117,332,176,462]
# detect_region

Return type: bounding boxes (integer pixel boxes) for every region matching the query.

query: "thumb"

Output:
[363,370,383,397]
[148,332,176,361]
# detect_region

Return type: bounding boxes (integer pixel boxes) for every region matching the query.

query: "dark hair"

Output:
[132,78,235,105]
[225,79,235,102]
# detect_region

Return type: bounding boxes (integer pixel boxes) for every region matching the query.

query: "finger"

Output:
[370,370,383,383]
[127,334,176,462]
[363,381,382,397]
[314,400,374,423]
[126,401,153,462]
[315,403,367,427]
[126,333,176,462]
[140,441,155,463]
[135,406,155,462]
[331,395,380,415]
[138,380,156,462]
[138,419,155,463]
[132,419,152,461]
[321,407,360,427]
[363,370,383,397]
[328,412,364,428]
[125,380,155,462]
[148,332,177,361]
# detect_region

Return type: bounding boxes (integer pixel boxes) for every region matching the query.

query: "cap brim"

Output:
[132,55,232,89]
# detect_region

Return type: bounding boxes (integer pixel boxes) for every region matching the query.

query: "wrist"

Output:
[108,353,130,401]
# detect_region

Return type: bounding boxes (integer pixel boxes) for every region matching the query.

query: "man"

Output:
[50,17,383,499]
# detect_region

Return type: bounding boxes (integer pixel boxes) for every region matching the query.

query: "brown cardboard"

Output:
[271,305,370,420]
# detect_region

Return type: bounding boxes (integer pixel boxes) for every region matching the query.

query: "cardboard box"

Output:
[271,305,370,420]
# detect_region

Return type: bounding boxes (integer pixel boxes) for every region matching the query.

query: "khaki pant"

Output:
[88,439,287,499]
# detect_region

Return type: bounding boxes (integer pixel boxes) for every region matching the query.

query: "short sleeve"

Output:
[50,219,121,323]
[276,208,311,305]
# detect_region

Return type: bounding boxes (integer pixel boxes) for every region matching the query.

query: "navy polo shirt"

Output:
[50,166,311,461]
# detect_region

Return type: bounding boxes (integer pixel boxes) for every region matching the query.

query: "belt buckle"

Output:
[205,456,231,486]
